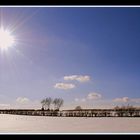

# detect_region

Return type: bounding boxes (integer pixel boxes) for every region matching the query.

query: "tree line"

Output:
[41,97,64,111]
[114,104,138,110]
[114,105,140,117]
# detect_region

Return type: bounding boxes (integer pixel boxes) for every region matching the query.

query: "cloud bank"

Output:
[113,97,140,103]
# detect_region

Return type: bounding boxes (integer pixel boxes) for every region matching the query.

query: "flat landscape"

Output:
[0,7,140,135]
[0,114,139,133]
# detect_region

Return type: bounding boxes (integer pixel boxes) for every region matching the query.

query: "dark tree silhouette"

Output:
[45,97,52,110]
[41,99,46,110]
[53,98,64,111]
[75,106,82,110]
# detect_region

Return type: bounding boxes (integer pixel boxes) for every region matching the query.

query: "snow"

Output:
[0,114,139,133]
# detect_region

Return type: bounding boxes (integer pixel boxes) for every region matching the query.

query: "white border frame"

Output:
[0,5,140,135]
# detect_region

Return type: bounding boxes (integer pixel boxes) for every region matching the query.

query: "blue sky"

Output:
[0,7,140,109]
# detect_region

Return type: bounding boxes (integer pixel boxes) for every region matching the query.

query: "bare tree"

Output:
[57,98,64,110]
[53,98,64,111]
[75,106,82,110]
[114,106,119,110]
[41,99,46,110]
[45,97,52,110]
[114,105,137,117]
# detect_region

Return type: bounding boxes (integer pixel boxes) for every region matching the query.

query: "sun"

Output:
[0,28,15,51]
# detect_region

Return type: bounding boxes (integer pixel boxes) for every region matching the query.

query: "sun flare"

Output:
[0,28,15,51]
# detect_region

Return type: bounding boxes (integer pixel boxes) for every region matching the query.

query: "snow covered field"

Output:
[0,114,139,133]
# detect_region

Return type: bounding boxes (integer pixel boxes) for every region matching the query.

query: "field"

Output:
[0,114,139,133]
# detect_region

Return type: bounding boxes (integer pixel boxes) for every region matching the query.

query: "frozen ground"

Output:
[0,114,139,133]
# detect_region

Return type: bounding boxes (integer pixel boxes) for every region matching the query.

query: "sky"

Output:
[0,7,140,109]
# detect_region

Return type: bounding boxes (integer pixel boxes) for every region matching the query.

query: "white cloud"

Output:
[0,104,11,109]
[75,98,86,102]
[0,104,10,107]
[54,83,75,90]
[113,97,140,104]
[131,98,140,103]
[64,75,90,82]
[13,99,41,109]
[75,98,79,102]
[16,97,30,104]
[74,92,102,103]
[113,97,130,103]
[87,92,102,100]
[81,98,86,102]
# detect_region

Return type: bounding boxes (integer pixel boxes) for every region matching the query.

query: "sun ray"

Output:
[9,8,40,33]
